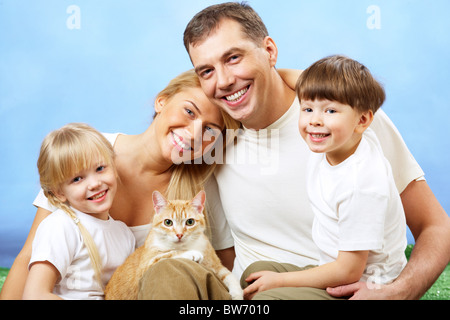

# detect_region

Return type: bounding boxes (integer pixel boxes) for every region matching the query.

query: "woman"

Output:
[0,69,240,299]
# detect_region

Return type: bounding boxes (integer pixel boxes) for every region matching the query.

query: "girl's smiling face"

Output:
[55,160,117,220]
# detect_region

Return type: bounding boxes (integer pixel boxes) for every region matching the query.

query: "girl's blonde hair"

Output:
[37,123,116,289]
[154,70,240,222]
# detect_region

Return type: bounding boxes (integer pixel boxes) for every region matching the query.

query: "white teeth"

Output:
[311,134,329,138]
[90,191,106,200]
[173,133,191,150]
[225,87,248,102]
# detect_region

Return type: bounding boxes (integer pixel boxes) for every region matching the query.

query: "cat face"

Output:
[151,191,206,245]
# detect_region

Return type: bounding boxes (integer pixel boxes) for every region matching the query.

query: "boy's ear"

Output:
[356,110,374,133]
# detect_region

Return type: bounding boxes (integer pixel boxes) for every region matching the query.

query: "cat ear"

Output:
[191,190,206,214]
[152,191,168,214]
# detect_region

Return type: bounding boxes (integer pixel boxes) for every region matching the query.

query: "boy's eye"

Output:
[164,219,173,227]
[186,219,195,226]
[326,109,336,114]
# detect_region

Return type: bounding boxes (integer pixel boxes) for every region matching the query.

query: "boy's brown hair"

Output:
[183,2,268,53]
[296,55,386,114]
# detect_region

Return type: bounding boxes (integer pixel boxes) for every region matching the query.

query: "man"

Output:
[140,2,450,300]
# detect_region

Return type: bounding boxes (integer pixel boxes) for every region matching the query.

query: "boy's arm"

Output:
[328,180,450,300]
[23,261,62,300]
[243,251,368,299]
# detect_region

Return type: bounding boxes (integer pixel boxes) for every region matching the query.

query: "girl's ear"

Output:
[356,110,374,134]
[152,191,168,214]
[191,190,206,214]
[154,96,166,114]
[52,189,67,203]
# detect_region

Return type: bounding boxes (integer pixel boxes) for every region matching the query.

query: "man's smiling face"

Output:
[189,18,276,128]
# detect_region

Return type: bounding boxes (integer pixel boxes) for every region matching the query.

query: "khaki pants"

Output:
[137,258,344,300]
[240,261,345,300]
[138,258,231,300]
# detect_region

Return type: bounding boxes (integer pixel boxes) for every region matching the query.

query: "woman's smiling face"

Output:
[154,86,225,164]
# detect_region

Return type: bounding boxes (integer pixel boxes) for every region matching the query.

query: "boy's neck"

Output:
[325,134,363,166]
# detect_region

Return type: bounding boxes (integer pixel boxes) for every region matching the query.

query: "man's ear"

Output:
[263,36,278,68]
[154,96,167,114]
[356,110,374,134]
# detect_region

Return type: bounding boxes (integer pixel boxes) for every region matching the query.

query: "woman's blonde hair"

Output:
[154,70,240,224]
[37,123,116,289]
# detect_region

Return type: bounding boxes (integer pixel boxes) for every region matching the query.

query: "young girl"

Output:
[22,123,135,300]
[243,55,407,299]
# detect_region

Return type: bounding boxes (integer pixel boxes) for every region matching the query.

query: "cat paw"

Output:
[178,250,204,263]
[229,287,244,300]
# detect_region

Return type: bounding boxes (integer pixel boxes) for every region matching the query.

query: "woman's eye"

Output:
[185,108,195,117]
[164,219,173,227]
[186,219,195,226]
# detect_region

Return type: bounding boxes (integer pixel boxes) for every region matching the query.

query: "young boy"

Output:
[244,55,407,298]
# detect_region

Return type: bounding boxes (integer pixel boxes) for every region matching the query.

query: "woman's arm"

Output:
[0,207,52,300]
[278,69,303,90]
[216,247,236,271]
[243,251,369,299]
[23,261,62,300]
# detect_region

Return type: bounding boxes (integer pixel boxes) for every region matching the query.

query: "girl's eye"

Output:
[96,165,105,172]
[164,219,173,227]
[186,219,195,226]
[326,109,337,114]
[72,176,82,183]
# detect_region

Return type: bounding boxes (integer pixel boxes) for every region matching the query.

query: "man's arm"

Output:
[328,180,450,299]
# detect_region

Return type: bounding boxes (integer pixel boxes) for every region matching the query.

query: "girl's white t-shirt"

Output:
[29,208,135,300]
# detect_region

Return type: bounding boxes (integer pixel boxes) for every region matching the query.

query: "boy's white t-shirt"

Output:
[29,208,135,300]
[308,128,407,284]
[209,98,424,278]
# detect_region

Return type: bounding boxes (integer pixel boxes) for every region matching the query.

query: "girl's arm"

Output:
[0,207,52,300]
[278,69,303,90]
[23,261,62,300]
[243,250,369,299]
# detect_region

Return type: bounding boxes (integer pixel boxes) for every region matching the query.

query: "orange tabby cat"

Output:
[105,190,243,300]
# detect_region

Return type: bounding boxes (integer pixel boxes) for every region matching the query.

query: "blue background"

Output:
[1,0,449,268]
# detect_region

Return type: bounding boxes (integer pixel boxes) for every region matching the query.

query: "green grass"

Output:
[0,245,448,299]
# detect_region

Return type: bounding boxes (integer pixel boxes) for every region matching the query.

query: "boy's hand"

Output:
[243,271,283,300]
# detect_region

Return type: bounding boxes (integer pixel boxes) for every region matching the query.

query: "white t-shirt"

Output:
[308,128,407,284]
[209,98,424,278]
[33,132,151,248]
[29,208,135,300]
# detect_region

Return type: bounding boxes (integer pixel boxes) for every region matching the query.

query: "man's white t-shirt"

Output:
[308,128,407,284]
[29,208,135,300]
[208,98,424,278]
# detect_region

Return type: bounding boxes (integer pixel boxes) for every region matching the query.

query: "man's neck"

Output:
[243,70,296,130]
